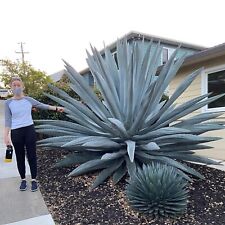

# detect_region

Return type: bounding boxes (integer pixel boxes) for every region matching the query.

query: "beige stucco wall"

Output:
[169,56,225,160]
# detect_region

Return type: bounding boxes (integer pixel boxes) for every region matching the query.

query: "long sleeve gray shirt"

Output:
[5,96,49,130]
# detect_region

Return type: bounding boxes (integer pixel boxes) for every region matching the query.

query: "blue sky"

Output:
[0,0,225,74]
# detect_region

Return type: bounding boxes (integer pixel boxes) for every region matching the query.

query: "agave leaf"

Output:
[159,144,213,152]
[142,42,162,96]
[157,68,203,121]
[180,124,225,135]
[82,138,121,148]
[65,114,105,133]
[36,122,109,136]
[171,94,225,123]
[91,158,124,189]
[136,151,204,179]
[146,150,196,156]
[62,136,102,147]
[142,94,210,133]
[144,100,167,124]
[68,159,114,177]
[129,80,157,134]
[44,92,103,131]
[162,51,187,88]
[175,112,224,127]
[108,118,128,137]
[37,142,67,148]
[35,118,89,131]
[133,41,153,108]
[54,152,102,168]
[125,155,137,177]
[90,69,122,120]
[117,38,128,112]
[35,129,75,136]
[63,62,111,119]
[147,49,184,114]
[87,47,121,116]
[125,45,135,126]
[103,47,120,93]
[172,169,193,182]
[101,150,126,160]
[35,124,74,132]
[112,163,127,184]
[134,127,190,140]
[141,142,160,151]
[151,94,225,130]
[48,83,119,133]
[159,153,221,165]
[125,140,136,162]
[153,134,221,145]
[37,136,76,145]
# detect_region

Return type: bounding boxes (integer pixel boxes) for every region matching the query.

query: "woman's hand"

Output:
[4,135,11,146]
[56,106,64,113]
[32,107,38,112]
[4,128,11,146]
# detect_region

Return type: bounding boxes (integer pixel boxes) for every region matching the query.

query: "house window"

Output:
[208,70,225,109]
[161,48,175,65]
[202,66,225,112]
[162,48,169,65]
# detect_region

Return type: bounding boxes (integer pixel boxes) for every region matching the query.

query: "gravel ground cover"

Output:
[37,148,225,225]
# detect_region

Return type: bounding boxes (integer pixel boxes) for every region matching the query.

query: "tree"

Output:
[0,59,52,97]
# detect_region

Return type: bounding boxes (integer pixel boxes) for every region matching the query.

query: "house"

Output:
[49,69,67,82]
[51,31,205,85]
[79,31,206,85]
[170,42,225,160]
[49,69,93,85]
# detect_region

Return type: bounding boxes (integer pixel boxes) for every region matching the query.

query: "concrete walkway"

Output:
[0,100,55,225]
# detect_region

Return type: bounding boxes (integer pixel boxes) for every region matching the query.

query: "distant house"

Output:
[170,42,225,160]
[49,68,93,86]
[49,69,67,82]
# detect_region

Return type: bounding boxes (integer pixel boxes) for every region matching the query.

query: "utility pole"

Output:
[15,42,29,76]
[15,42,29,64]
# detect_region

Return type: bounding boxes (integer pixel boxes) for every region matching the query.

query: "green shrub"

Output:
[32,80,80,121]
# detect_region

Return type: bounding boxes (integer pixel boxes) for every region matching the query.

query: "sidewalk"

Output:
[0,100,55,225]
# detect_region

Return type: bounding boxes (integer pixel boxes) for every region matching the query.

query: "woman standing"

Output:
[4,77,64,192]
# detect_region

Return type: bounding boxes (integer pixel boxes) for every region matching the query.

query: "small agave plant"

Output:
[36,38,224,189]
[126,162,189,218]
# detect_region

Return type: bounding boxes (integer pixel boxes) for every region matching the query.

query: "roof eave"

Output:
[182,45,225,67]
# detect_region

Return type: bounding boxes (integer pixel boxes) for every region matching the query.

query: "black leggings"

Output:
[11,125,37,180]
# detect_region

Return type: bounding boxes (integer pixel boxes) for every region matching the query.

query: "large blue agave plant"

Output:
[36,38,224,189]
